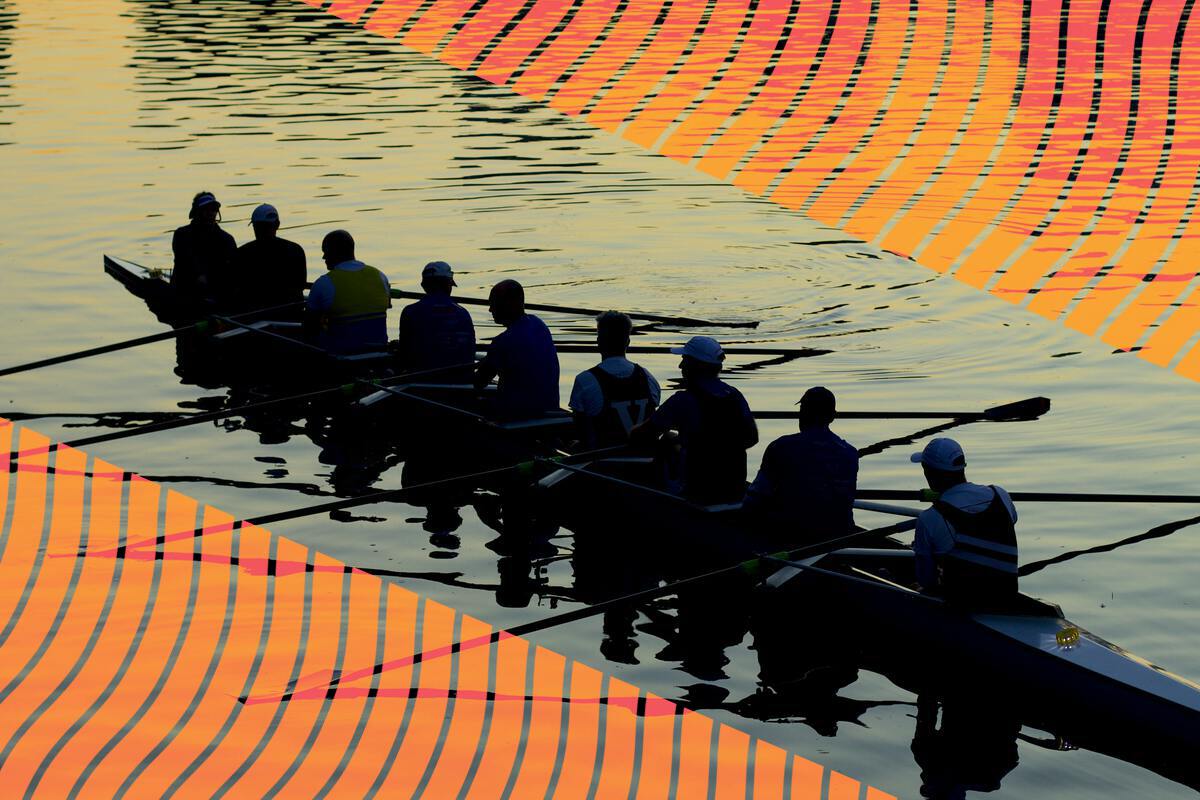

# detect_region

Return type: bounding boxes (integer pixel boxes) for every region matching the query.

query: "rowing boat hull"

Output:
[771,550,1200,789]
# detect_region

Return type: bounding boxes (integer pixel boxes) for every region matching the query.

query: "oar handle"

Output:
[853,499,921,517]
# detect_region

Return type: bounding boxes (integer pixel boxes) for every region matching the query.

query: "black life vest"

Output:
[933,486,1018,607]
[684,388,749,504]
[587,364,657,445]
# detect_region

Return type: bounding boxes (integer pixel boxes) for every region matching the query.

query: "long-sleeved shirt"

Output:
[744,426,859,535]
[397,294,476,381]
[476,313,560,419]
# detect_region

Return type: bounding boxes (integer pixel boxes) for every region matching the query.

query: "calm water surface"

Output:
[2,1,1199,796]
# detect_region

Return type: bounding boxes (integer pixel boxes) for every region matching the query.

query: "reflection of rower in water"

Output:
[305,229,392,355]
[911,438,1019,608]
[232,203,307,317]
[396,260,476,383]
[744,386,858,539]
[632,336,757,504]
[473,279,560,420]
[568,311,661,448]
[172,191,236,312]
[912,691,1020,799]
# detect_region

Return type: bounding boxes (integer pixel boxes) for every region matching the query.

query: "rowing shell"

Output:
[108,253,1200,787]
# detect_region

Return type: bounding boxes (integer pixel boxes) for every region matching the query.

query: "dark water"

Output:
[2,0,1199,796]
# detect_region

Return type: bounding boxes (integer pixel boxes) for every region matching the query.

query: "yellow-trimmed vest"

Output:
[325,264,390,328]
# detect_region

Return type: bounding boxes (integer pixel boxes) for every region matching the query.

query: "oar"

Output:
[1,410,194,423]
[755,396,1051,422]
[238,517,918,703]
[0,326,203,379]
[211,313,332,357]
[353,379,488,423]
[0,301,303,380]
[218,313,799,361]
[388,289,758,329]
[853,397,1051,459]
[856,489,1200,504]
[549,344,827,358]
[853,499,920,517]
[851,497,1200,579]
[535,458,698,505]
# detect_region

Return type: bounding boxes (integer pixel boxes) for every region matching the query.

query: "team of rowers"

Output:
[172,191,1020,608]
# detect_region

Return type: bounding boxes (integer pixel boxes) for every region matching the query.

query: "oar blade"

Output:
[983,396,1051,421]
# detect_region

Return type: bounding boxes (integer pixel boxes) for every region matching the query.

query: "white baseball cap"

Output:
[910,437,967,472]
[422,260,456,286]
[250,204,279,224]
[671,336,724,365]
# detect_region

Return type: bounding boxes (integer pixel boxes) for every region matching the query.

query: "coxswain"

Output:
[397,261,476,382]
[632,336,757,504]
[744,386,858,536]
[568,311,661,447]
[305,230,392,355]
[171,190,236,310]
[232,204,307,317]
[473,279,560,419]
[910,438,1019,607]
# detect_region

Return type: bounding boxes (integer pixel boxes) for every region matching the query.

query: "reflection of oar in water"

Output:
[1019,514,1200,576]
[236,516,919,704]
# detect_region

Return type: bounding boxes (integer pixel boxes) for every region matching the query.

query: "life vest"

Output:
[587,364,657,444]
[325,265,390,328]
[683,387,749,504]
[933,487,1018,607]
